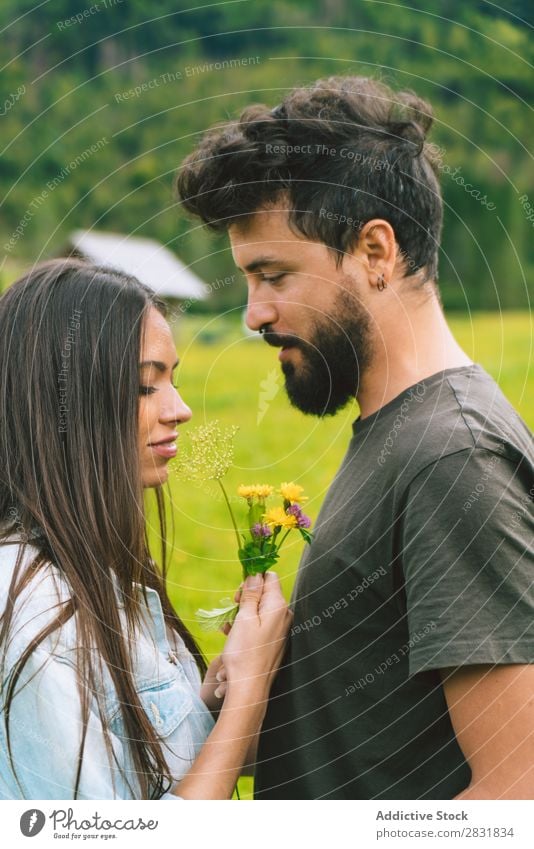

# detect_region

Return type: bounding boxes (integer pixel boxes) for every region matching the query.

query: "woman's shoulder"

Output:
[0,538,76,664]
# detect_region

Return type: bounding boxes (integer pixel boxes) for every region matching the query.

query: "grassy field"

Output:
[146,310,532,799]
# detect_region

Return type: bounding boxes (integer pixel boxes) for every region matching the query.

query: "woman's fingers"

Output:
[236,573,264,618]
[213,663,227,698]
[222,570,291,689]
[259,570,287,611]
[214,681,227,699]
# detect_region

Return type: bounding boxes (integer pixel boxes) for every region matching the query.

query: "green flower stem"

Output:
[268,527,281,555]
[277,528,292,549]
[218,479,242,551]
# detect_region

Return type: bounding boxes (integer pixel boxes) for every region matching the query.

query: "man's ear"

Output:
[352,219,397,291]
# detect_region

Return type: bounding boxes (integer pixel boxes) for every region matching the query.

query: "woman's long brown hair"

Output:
[0,258,206,799]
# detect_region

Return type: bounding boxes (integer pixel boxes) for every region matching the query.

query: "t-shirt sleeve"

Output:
[400,447,534,676]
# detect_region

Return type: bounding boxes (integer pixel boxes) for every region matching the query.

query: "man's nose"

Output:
[245,294,278,332]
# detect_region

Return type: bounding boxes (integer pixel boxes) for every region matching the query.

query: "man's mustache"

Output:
[260,328,303,349]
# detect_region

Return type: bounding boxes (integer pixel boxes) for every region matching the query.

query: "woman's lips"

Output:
[150,442,177,458]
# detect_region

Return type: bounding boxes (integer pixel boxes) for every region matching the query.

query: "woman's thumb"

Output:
[238,573,264,609]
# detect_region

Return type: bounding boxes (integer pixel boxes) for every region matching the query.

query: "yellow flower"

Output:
[279,482,308,503]
[263,506,298,530]
[237,485,255,499]
[255,484,274,499]
[238,484,274,500]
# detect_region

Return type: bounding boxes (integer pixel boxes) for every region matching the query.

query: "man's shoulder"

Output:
[401,364,533,477]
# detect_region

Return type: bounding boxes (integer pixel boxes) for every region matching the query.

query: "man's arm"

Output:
[440,664,534,799]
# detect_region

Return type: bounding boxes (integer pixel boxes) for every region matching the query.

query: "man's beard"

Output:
[262,289,373,416]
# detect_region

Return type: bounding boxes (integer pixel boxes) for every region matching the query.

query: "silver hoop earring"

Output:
[377,274,387,291]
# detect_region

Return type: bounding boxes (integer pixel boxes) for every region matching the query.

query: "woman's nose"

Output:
[165,390,192,425]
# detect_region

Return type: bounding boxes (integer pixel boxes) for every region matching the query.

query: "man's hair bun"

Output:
[387,91,434,157]
[386,119,425,157]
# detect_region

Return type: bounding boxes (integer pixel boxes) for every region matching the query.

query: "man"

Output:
[177,76,534,799]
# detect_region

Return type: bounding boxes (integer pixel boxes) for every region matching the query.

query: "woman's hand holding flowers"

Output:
[221,571,293,705]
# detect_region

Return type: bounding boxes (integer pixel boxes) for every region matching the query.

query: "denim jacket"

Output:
[0,537,215,799]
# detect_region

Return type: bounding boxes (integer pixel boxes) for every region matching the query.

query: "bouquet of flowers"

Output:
[174,421,312,630]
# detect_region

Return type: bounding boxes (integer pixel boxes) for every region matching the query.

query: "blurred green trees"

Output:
[0,0,532,310]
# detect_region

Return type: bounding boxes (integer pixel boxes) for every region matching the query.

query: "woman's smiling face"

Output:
[138,306,192,488]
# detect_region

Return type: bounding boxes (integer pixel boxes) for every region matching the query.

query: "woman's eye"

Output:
[139,385,157,395]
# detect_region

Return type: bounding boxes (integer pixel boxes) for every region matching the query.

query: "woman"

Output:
[0,258,291,800]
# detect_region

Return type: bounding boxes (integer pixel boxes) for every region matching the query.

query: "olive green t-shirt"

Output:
[255,364,534,799]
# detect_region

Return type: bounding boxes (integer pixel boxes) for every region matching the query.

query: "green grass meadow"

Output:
[147,311,532,799]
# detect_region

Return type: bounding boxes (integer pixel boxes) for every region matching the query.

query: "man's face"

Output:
[230,205,374,416]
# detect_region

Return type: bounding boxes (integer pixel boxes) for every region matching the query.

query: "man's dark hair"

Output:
[176,75,443,284]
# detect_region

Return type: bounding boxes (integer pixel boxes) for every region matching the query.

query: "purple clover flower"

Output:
[251,522,273,538]
[287,503,312,528]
